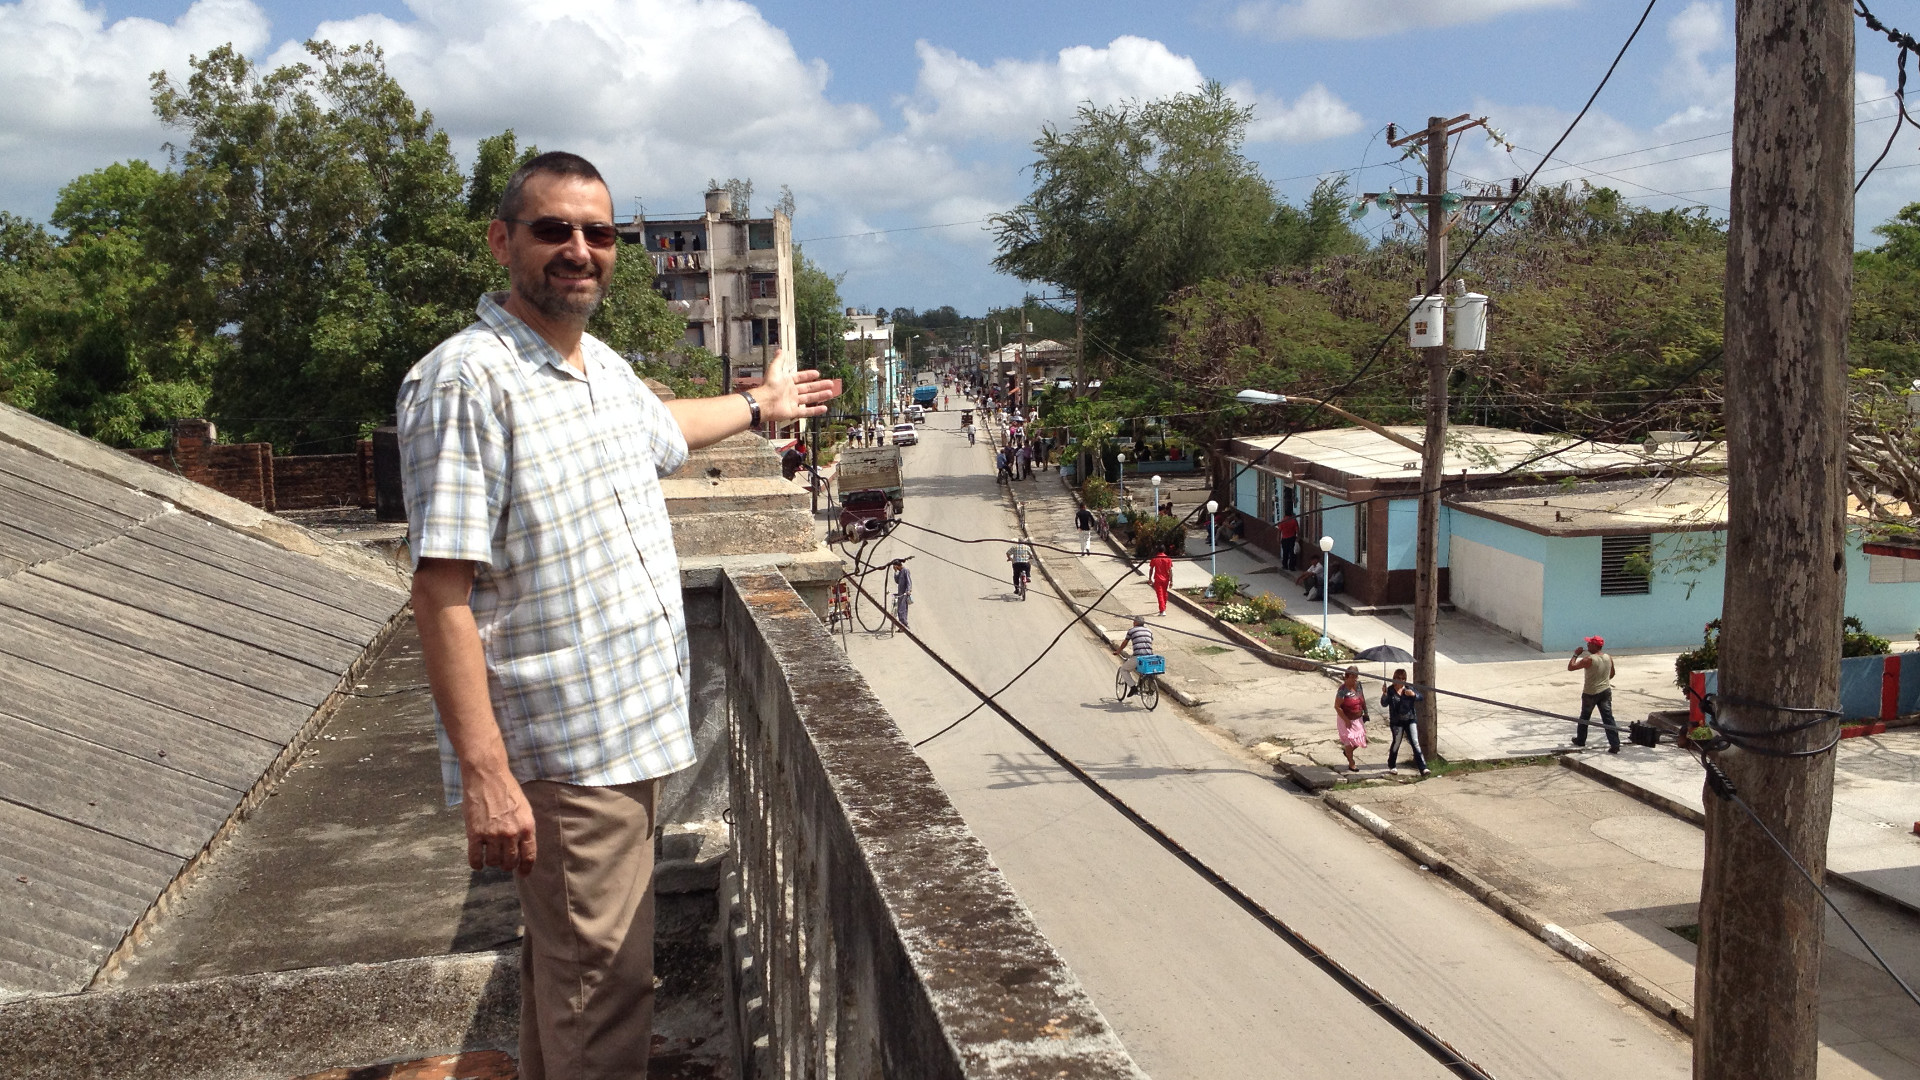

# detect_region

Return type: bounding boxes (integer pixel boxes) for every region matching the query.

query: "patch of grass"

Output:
[1421,754,1559,779]
[1667,923,1701,945]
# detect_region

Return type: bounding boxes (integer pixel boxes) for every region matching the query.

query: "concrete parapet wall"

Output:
[720,568,1145,1079]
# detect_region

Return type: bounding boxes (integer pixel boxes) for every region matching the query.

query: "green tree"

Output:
[0,163,223,446]
[147,41,497,451]
[992,83,1356,354]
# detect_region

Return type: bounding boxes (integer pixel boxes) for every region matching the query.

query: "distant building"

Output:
[843,311,896,419]
[618,188,794,389]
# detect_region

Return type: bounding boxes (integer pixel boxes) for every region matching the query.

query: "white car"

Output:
[906,405,926,425]
[890,423,919,446]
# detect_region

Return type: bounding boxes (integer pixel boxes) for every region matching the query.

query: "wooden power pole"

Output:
[1368,112,1506,758]
[1695,0,1852,1076]
[1412,114,1450,759]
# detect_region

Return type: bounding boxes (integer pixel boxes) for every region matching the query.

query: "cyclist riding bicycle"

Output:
[1120,615,1154,698]
[1005,541,1034,595]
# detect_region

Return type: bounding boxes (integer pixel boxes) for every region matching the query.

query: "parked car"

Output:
[906,404,926,425]
[890,423,918,446]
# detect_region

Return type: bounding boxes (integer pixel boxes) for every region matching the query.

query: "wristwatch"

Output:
[739,390,760,426]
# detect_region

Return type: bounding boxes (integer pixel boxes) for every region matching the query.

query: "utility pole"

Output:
[1695,1,1850,1076]
[1413,114,1449,760]
[1363,113,1507,759]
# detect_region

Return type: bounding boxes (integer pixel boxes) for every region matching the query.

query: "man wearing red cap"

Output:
[1568,635,1618,752]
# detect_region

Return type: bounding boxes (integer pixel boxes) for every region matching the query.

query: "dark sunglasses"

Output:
[500,217,620,248]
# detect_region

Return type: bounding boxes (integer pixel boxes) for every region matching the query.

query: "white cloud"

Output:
[1227,0,1572,42]
[901,35,1359,144]
[902,37,1208,141]
[1660,1,1733,124]
[0,0,271,209]
[1231,82,1364,143]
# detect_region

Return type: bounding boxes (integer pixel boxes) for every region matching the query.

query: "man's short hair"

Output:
[496,151,609,222]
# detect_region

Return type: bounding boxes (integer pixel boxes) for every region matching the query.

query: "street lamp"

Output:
[1150,473,1162,517]
[1318,535,1335,651]
[1206,499,1220,590]
[1115,451,1126,499]
[1235,389,1286,405]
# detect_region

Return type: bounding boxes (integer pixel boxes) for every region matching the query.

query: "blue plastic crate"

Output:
[1134,654,1166,676]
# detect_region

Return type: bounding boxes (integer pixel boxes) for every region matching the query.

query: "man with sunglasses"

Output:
[399,151,840,1080]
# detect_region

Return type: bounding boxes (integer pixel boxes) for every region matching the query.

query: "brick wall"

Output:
[123,419,371,512]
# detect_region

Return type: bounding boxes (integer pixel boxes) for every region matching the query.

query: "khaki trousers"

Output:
[516,778,658,1080]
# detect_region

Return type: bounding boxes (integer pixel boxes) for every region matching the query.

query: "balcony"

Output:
[656,252,706,274]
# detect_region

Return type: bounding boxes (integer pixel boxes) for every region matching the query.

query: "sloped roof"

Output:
[0,407,406,1000]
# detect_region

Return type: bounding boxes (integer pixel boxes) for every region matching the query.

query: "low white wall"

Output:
[1450,534,1545,646]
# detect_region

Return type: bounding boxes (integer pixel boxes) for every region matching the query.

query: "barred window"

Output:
[1600,534,1653,595]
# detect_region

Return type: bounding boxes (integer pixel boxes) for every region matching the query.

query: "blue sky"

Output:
[4,0,1916,314]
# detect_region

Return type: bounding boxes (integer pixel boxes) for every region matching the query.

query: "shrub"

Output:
[1673,619,1720,688]
[1130,514,1188,558]
[1081,476,1116,511]
[1208,572,1241,600]
[1290,623,1324,652]
[1843,615,1893,657]
[1246,592,1286,622]
[1218,603,1259,623]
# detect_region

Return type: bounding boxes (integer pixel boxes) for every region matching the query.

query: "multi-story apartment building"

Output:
[618,188,795,389]
[842,311,897,421]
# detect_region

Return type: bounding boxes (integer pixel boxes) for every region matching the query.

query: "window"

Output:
[1354,502,1369,567]
[748,222,777,250]
[748,273,779,300]
[1868,552,1920,583]
[750,318,780,347]
[1600,534,1653,595]
[1257,473,1276,524]
[683,323,704,348]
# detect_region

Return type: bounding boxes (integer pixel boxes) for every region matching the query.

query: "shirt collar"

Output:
[477,292,606,382]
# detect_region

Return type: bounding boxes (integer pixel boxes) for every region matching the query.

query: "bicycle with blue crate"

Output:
[1115,651,1165,710]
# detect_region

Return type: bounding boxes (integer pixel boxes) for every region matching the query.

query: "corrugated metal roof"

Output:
[0,430,406,1000]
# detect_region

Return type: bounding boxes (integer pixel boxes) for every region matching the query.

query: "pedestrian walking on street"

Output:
[996,447,1011,483]
[1148,549,1174,615]
[1278,512,1300,571]
[1076,505,1097,556]
[1018,444,1033,480]
[891,559,912,629]
[1334,666,1370,773]
[1381,669,1428,776]
[1569,636,1619,752]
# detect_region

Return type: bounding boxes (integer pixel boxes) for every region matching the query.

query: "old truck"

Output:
[835,445,904,541]
[911,384,939,408]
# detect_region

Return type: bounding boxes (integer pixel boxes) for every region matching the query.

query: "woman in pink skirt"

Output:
[1334,665,1370,773]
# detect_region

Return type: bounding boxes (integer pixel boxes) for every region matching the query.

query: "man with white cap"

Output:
[1568,635,1619,753]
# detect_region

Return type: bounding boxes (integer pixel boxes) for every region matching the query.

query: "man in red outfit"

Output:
[1148,549,1175,615]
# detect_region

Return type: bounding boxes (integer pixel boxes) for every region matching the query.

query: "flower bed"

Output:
[1178,586,1347,659]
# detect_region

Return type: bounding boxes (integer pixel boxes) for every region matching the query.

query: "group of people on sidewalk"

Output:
[1328,636,1618,775]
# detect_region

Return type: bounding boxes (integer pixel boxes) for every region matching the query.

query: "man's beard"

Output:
[518,255,609,322]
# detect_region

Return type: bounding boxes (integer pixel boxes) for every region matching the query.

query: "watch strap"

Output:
[739,390,761,426]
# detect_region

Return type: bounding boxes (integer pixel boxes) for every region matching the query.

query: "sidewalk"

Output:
[1332,761,1920,1079]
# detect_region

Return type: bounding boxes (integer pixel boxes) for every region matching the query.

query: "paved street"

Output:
[831,401,1688,1079]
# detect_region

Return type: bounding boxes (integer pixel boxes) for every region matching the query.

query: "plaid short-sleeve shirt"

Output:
[398,293,694,803]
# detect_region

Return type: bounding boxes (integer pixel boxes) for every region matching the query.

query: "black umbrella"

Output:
[1355,644,1414,663]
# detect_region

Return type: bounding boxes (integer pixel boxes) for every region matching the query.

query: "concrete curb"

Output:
[1324,792,1695,1036]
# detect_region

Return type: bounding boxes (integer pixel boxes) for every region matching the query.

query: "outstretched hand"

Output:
[759,355,842,423]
